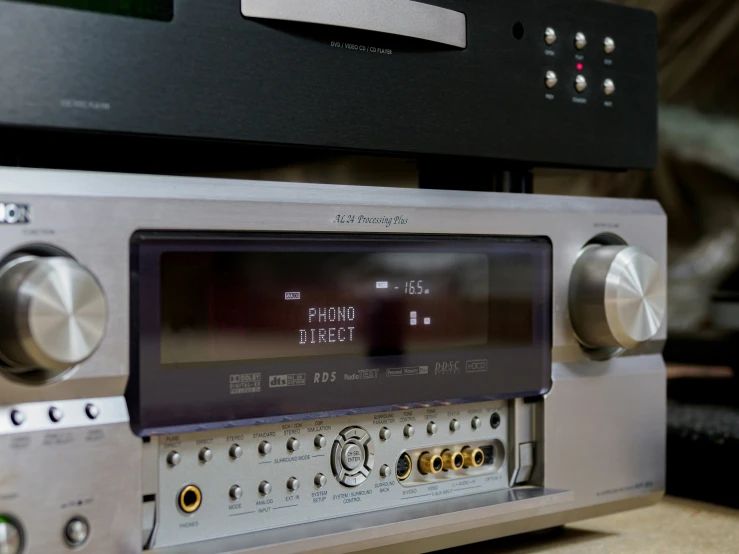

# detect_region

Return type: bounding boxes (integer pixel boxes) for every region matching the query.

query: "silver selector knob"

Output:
[0,256,107,373]
[569,245,666,350]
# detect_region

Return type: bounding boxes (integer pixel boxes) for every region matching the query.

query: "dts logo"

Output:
[314,372,337,384]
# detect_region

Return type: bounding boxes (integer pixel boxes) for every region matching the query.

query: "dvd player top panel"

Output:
[0,0,657,170]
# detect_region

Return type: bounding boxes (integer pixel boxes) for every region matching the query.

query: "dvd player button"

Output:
[64,517,89,548]
[258,441,272,455]
[49,406,63,423]
[449,419,461,432]
[471,416,482,430]
[404,424,415,438]
[604,36,615,54]
[575,75,587,93]
[341,427,366,442]
[379,464,392,478]
[575,31,587,50]
[341,443,365,471]
[287,477,300,491]
[9,409,24,427]
[314,434,327,449]
[0,518,21,554]
[85,403,99,420]
[314,473,328,488]
[229,485,243,500]
[427,421,438,435]
[287,437,300,452]
[379,427,391,441]
[545,71,558,89]
[544,27,557,45]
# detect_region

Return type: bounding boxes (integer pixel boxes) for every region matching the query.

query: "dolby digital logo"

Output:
[0,203,30,224]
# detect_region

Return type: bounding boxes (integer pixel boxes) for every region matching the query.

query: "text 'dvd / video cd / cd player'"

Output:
[0,167,666,554]
[0,0,657,171]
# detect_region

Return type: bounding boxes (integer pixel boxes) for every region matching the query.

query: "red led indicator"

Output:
[576,63,584,71]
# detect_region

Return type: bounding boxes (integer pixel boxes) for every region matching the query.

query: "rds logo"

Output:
[314,371,337,384]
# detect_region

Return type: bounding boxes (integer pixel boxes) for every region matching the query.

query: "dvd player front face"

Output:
[0,168,666,553]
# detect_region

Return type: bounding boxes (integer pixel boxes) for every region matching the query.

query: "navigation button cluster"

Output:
[331,426,375,487]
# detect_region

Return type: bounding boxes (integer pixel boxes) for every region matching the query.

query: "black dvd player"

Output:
[0,0,657,171]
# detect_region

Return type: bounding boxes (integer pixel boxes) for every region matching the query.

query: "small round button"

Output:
[603,79,615,96]
[258,440,272,455]
[229,444,243,459]
[379,464,392,478]
[379,427,391,441]
[287,477,300,491]
[427,421,438,435]
[287,437,300,452]
[258,481,272,496]
[84,403,99,420]
[449,419,461,432]
[166,451,181,467]
[575,75,587,92]
[229,485,243,500]
[198,447,213,463]
[403,424,415,438]
[314,473,328,488]
[64,517,89,548]
[545,70,558,89]
[314,434,327,449]
[604,36,615,54]
[49,406,63,423]
[341,443,365,471]
[575,32,587,50]
[0,518,22,554]
[544,27,557,45]
[471,416,482,430]
[9,410,24,427]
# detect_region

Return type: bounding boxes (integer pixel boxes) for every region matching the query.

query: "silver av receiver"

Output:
[0,168,666,554]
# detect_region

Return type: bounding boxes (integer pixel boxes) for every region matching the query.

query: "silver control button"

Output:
[544,27,557,45]
[341,442,365,471]
[379,464,392,478]
[314,473,328,488]
[314,434,327,449]
[0,519,22,554]
[471,416,482,430]
[575,31,587,50]
[427,421,438,435]
[379,427,391,441]
[198,447,213,463]
[604,36,615,54]
[9,410,24,427]
[545,70,558,89]
[258,440,272,455]
[287,437,300,452]
[575,75,587,92]
[287,477,300,491]
[166,451,181,467]
[49,406,63,423]
[64,517,89,548]
[229,485,243,500]
[229,444,243,459]
[449,419,461,432]
[603,79,615,96]
[258,481,272,496]
[84,403,99,420]
[403,424,415,438]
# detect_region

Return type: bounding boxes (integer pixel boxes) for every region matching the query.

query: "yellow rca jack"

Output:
[418,452,443,475]
[462,447,485,468]
[178,484,202,514]
[441,450,465,471]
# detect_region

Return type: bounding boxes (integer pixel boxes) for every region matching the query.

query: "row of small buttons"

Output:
[404,416,486,437]
[9,403,99,427]
[544,27,615,53]
[545,72,615,95]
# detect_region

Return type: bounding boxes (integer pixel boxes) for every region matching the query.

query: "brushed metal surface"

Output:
[241,0,466,48]
[569,245,666,349]
[0,167,666,553]
[0,256,107,376]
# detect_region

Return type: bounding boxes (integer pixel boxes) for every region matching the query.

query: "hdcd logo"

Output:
[0,203,30,224]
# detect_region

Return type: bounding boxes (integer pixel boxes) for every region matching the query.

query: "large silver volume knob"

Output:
[569,246,666,350]
[0,256,107,373]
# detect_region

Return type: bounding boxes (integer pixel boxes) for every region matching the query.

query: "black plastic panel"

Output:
[0,0,657,170]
